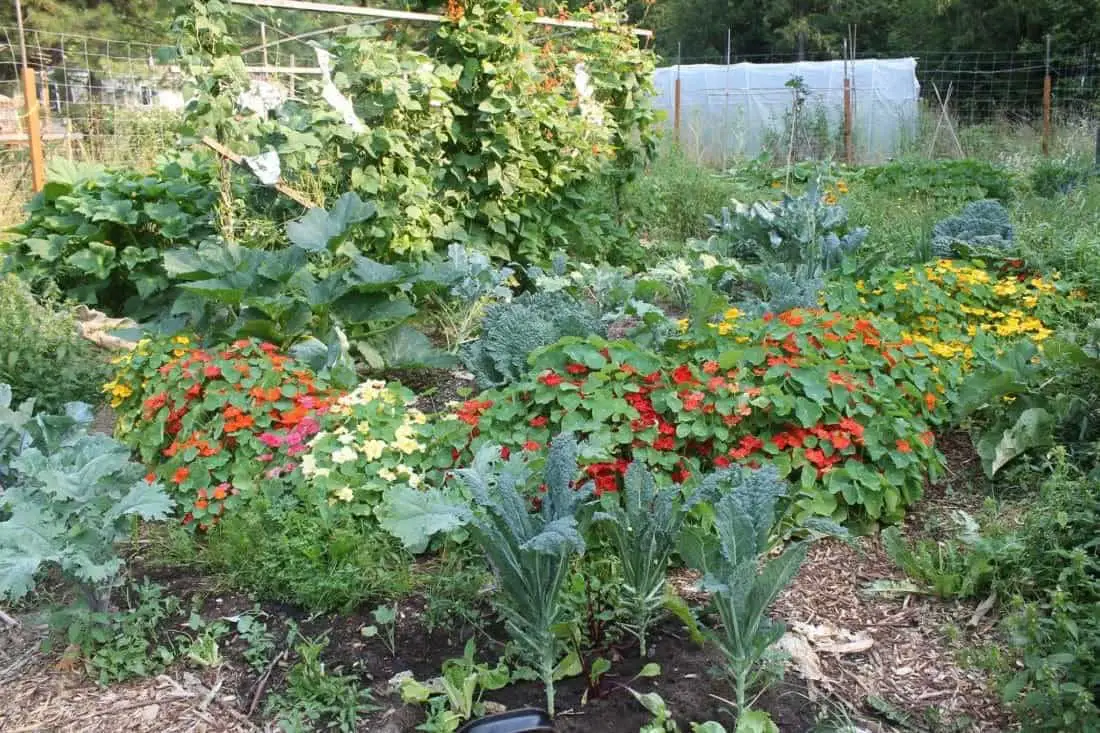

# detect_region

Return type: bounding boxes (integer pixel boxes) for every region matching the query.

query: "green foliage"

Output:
[382,433,592,715]
[1027,157,1096,198]
[594,461,701,656]
[705,184,868,278]
[461,291,604,388]
[266,625,375,733]
[880,511,1018,599]
[861,159,1014,204]
[0,275,111,413]
[51,581,183,685]
[0,397,174,609]
[176,0,657,266]
[399,639,511,732]
[361,604,398,658]
[2,156,220,317]
[997,460,1100,732]
[931,199,1015,259]
[234,609,276,674]
[680,465,824,716]
[198,508,415,613]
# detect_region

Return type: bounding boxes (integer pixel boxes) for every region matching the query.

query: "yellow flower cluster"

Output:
[707,307,743,337]
[102,378,133,408]
[868,260,1064,369]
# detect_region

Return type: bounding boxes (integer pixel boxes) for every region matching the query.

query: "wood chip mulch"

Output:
[0,619,258,733]
[772,534,1015,732]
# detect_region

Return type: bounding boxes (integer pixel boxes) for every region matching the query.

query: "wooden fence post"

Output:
[21,67,45,192]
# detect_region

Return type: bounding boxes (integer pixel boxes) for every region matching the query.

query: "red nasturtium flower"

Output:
[565,363,588,375]
[539,371,564,387]
[172,467,190,484]
[523,440,541,452]
[653,435,675,451]
[920,431,935,446]
[896,439,913,453]
[671,365,695,385]
[529,415,548,428]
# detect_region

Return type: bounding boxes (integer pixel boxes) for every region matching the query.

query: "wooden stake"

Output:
[1042,35,1052,157]
[201,136,316,209]
[14,0,44,192]
[229,0,653,37]
[843,38,853,164]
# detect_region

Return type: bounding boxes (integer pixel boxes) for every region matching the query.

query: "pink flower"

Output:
[259,452,274,462]
[298,396,317,409]
[286,430,303,447]
[258,432,283,448]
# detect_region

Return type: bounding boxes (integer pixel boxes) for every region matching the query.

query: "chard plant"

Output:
[679,465,837,720]
[0,396,175,610]
[381,433,592,716]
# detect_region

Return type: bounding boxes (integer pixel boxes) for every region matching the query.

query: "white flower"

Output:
[301,454,317,477]
[378,467,397,482]
[407,472,421,488]
[331,446,358,464]
[338,432,356,445]
[332,486,354,502]
[314,467,331,478]
[395,423,415,442]
[407,410,427,425]
[361,439,386,461]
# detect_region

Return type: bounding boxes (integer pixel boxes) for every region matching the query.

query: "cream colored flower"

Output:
[301,454,318,477]
[332,446,358,464]
[332,486,355,502]
[361,439,386,461]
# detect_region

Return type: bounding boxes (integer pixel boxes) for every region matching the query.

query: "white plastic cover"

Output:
[244,151,281,186]
[652,58,920,164]
[315,47,366,133]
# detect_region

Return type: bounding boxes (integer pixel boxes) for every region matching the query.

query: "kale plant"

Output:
[594,463,729,657]
[380,433,592,715]
[0,393,174,610]
[461,292,604,388]
[678,465,838,719]
[931,199,1014,259]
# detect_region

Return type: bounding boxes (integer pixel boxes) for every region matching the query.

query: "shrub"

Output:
[931,199,1014,259]
[461,292,604,389]
[109,336,336,529]
[2,155,219,317]
[0,274,111,413]
[433,308,948,524]
[1028,157,1095,198]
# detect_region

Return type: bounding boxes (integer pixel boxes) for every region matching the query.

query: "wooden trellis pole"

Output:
[14,0,44,192]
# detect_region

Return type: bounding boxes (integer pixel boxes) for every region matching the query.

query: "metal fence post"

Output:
[1042,34,1052,156]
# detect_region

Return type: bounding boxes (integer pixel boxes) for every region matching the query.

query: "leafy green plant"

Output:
[399,639,511,732]
[461,291,604,389]
[880,511,1018,599]
[931,199,1014,259]
[704,183,869,278]
[382,433,592,716]
[174,0,657,266]
[266,625,375,733]
[0,403,174,610]
[234,608,276,674]
[50,581,183,684]
[361,604,398,657]
[860,159,1014,203]
[594,461,705,656]
[679,465,822,720]
[1028,157,1095,198]
[0,274,112,413]
[992,457,1100,732]
[2,155,220,317]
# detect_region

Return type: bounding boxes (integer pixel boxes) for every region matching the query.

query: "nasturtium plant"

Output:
[295,380,433,523]
[430,306,948,524]
[109,336,336,529]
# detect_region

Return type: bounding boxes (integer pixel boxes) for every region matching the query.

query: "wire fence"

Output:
[658,47,1099,166]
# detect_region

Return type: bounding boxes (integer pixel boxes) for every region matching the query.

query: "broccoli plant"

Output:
[0,390,174,610]
[678,466,838,721]
[704,184,868,279]
[380,433,592,716]
[461,292,604,388]
[931,199,1014,259]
